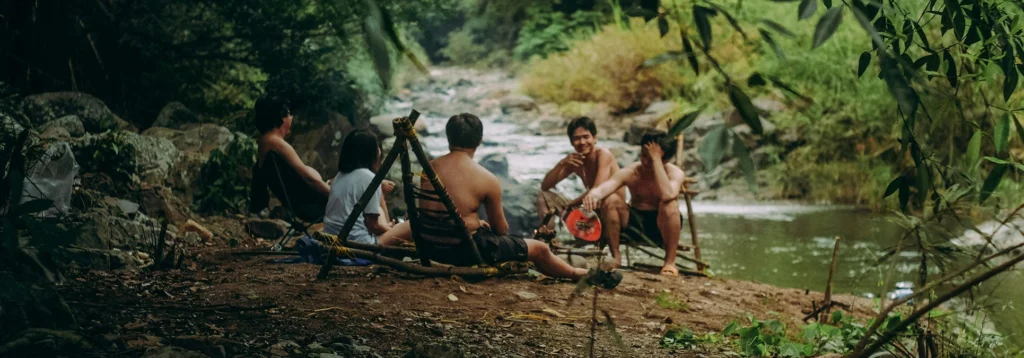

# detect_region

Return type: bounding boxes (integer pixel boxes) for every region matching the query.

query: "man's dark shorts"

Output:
[621,206,683,247]
[430,228,529,267]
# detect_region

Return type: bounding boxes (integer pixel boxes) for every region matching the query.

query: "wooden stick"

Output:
[629,245,709,276]
[397,116,485,266]
[339,247,528,279]
[821,236,840,322]
[400,136,432,267]
[318,110,420,280]
[630,262,708,277]
[678,135,704,272]
[154,220,168,270]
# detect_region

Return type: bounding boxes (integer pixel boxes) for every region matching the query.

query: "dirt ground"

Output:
[57,234,877,358]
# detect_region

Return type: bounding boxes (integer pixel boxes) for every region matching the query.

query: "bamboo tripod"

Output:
[317,110,517,280]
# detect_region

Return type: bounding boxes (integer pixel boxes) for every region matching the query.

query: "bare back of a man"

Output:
[378,113,587,280]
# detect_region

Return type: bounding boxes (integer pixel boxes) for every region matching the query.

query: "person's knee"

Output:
[525,239,552,261]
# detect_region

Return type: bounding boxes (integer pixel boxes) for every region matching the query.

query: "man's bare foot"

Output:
[611,255,622,268]
[661,265,679,276]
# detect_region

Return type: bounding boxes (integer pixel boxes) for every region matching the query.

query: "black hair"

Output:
[254,96,291,134]
[640,130,677,162]
[566,116,598,138]
[337,129,381,174]
[445,113,483,149]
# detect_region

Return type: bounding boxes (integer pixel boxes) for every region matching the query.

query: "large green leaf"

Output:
[699,125,729,172]
[732,133,757,192]
[728,85,763,135]
[813,7,844,48]
[944,51,958,88]
[980,164,1008,204]
[995,114,1010,155]
[668,106,707,137]
[694,6,716,50]
[799,0,817,20]
[858,52,871,78]
[967,130,982,171]
[883,176,904,198]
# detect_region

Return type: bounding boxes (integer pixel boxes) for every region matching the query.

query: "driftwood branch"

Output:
[338,247,528,279]
[678,135,704,271]
[822,236,840,322]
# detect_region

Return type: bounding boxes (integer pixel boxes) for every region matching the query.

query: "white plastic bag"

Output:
[20,142,79,217]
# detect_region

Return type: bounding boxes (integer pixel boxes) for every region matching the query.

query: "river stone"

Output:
[623,113,664,145]
[151,102,199,129]
[143,346,211,358]
[38,115,86,137]
[246,218,288,239]
[144,124,236,192]
[22,92,134,133]
[478,153,509,178]
[499,94,538,113]
[643,100,677,118]
[39,126,71,141]
[515,291,538,300]
[290,110,353,176]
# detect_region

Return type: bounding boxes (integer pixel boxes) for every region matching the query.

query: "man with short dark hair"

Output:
[580,130,685,276]
[538,117,629,266]
[254,96,331,196]
[379,113,588,280]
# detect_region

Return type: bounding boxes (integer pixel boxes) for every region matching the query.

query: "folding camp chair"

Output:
[317,111,528,279]
[250,151,327,251]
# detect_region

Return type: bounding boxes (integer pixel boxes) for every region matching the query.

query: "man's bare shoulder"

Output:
[665,163,685,177]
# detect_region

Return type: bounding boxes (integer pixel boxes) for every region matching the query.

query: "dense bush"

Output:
[521,20,692,112]
[194,135,257,214]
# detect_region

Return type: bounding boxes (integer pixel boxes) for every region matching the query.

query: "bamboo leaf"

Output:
[813,7,844,48]
[995,114,1010,155]
[602,310,632,353]
[694,6,716,50]
[898,178,911,211]
[984,157,1010,165]
[669,106,707,137]
[681,34,701,74]
[761,20,796,37]
[799,0,817,20]
[767,76,813,102]
[880,54,919,117]
[732,133,758,192]
[850,5,884,50]
[728,85,763,135]
[748,73,768,87]
[944,51,958,88]
[1013,114,1024,144]
[658,15,670,37]
[640,51,685,69]
[883,176,903,198]
[967,130,981,170]
[980,164,1008,204]
[914,21,930,48]
[858,52,871,78]
[707,4,748,40]
[699,125,729,172]
[759,29,786,60]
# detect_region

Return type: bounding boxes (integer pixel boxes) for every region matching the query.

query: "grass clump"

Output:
[655,292,691,312]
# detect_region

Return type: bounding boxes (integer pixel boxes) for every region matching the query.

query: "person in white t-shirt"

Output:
[323,129,395,244]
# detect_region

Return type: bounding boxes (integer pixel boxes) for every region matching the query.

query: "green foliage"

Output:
[660,327,722,350]
[194,135,257,214]
[514,7,606,60]
[75,132,139,185]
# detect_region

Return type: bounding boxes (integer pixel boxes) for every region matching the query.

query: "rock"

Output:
[354,345,372,353]
[2,111,26,135]
[142,124,235,160]
[269,340,299,357]
[290,110,353,176]
[524,114,565,136]
[74,130,181,185]
[246,218,287,239]
[478,153,509,178]
[690,113,725,136]
[117,199,141,216]
[317,354,344,358]
[38,115,86,137]
[307,343,334,354]
[730,115,777,137]
[22,92,134,133]
[0,273,76,341]
[39,126,71,141]
[333,336,355,346]
[182,219,214,241]
[152,102,199,129]
[643,321,666,332]
[138,185,189,226]
[643,101,677,118]
[0,329,91,357]
[623,113,663,145]
[515,291,538,300]
[499,94,537,113]
[143,346,212,358]
[368,113,428,138]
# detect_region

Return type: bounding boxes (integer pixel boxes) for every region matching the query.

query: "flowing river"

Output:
[381,67,1024,344]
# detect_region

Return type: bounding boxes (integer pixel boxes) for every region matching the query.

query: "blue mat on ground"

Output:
[271,235,372,266]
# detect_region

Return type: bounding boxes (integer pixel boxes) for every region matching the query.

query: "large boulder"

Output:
[478,153,509,178]
[22,92,134,133]
[499,94,538,114]
[151,102,199,129]
[622,101,679,144]
[73,130,180,185]
[37,115,85,137]
[291,110,354,176]
[142,124,236,192]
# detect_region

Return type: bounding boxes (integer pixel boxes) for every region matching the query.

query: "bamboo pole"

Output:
[821,236,840,322]
[395,116,486,266]
[337,247,529,278]
[678,135,704,272]
[399,134,433,267]
[629,245,709,277]
[317,110,421,280]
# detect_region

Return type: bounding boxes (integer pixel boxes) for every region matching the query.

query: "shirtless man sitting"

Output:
[254,96,331,198]
[379,113,588,280]
[580,131,685,276]
[537,117,629,266]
